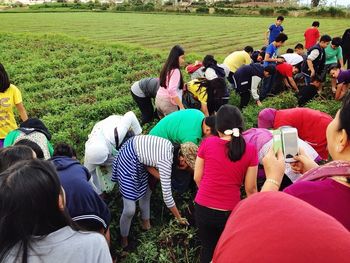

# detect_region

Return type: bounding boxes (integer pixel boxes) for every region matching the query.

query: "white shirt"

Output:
[281,53,304,65]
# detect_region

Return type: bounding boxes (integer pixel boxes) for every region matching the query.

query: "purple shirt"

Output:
[284,178,350,231]
[337,69,350,84]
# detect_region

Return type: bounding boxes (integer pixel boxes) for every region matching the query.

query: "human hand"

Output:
[310,70,315,77]
[276,58,285,63]
[290,147,318,174]
[256,100,262,107]
[176,217,189,226]
[262,147,285,182]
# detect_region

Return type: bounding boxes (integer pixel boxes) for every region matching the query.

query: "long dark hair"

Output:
[216,105,246,161]
[159,45,184,90]
[0,63,10,93]
[339,93,350,183]
[0,145,35,173]
[202,55,225,78]
[0,159,74,263]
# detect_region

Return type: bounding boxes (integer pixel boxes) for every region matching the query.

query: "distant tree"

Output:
[311,0,320,7]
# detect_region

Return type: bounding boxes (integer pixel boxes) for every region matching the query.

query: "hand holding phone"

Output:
[281,127,299,163]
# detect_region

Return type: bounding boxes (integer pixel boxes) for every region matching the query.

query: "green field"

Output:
[0,12,349,58]
[0,12,345,262]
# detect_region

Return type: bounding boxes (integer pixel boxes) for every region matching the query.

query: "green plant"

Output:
[259,7,274,16]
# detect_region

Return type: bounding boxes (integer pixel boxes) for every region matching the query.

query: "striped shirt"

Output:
[134,135,175,208]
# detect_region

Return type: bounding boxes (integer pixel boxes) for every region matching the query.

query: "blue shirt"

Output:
[263,43,278,67]
[268,24,284,44]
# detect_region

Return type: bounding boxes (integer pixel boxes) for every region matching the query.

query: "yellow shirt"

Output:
[223,50,252,73]
[0,84,22,139]
[187,80,207,104]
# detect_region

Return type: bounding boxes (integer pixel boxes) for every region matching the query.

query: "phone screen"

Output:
[282,130,298,161]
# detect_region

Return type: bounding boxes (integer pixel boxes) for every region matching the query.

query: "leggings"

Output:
[195,203,231,263]
[120,187,152,237]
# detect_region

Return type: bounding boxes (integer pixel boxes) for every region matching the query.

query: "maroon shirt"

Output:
[284,178,350,231]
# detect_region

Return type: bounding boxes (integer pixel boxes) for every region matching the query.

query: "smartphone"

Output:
[271,129,282,154]
[281,127,299,163]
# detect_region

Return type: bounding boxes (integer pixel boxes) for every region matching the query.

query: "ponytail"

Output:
[227,132,246,162]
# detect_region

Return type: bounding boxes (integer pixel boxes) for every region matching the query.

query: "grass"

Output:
[0,12,349,59]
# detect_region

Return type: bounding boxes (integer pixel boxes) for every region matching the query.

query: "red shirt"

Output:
[273,108,333,160]
[276,62,293,77]
[195,136,258,210]
[304,27,320,49]
[213,192,350,263]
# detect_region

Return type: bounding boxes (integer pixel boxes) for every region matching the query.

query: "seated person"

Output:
[51,143,111,242]
[298,76,322,106]
[4,117,53,159]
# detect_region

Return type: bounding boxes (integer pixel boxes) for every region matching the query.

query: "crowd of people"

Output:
[1,16,350,263]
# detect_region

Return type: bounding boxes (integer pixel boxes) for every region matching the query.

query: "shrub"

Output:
[259,7,274,16]
[196,6,209,13]
[276,8,289,16]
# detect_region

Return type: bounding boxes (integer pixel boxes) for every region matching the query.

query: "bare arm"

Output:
[287,77,299,92]
[172,95,184,110]
[339,58,344,69]
[15,102,28,122]
[244,166,258,197]
[265,30,269,45]
[146,166,160,179]
[200,103,209,117]
[306,59,315,77]
[261,148,285,192]
[194,156,204,187]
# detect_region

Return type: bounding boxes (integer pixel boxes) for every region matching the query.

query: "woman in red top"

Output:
[258,107,332,160]
[194,105,258,263]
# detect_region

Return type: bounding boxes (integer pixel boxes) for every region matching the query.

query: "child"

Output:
[194,105,258,263]
[0,63,28,148]
[155,45,185,117]
[265,16,284,45]
[304,21,320,50]
[0,159,112,263]
[297,76,322,106]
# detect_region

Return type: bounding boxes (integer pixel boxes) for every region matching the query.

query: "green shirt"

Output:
[325,44,343,65]
[149,109,205,145]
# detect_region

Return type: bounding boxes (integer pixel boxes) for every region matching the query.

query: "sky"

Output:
[300,0,349,7]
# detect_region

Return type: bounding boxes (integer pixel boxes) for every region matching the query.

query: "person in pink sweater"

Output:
[155,45,185,118]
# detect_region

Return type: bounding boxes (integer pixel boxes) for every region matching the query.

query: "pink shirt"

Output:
[195,136,258,210]
[156,69,181,105]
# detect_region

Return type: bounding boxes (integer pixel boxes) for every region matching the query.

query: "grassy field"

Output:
[0,12,349,59]
[0,12,345,262]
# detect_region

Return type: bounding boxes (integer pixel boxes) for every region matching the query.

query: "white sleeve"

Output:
[307,49,320,61]
[250,76,262,100]
[205,68,218,80]
[116,111,142,146]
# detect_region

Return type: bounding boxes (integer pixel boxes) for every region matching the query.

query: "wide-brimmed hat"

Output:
[180,142,198,170]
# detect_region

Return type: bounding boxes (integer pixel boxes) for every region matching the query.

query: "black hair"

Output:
[204,115,218,136]
[277,16,284,21]
[0,63,10,93]
[0,159,75,263]
[320,34,332,43]
[216,105,246,162]
[0,145,34,173]
[312,21,320,27]
[244,46,254,54]
[275,33,288,43]
[286,48,294,53]
[263,65,276,75]
[202,55,217,69]
[206,78,227,115]
[159,45,184,90]
[310,75,322,83]
[172,143,181,168]
[338,93,350,183]
[294,62,302,73]
[294,43,304,50]
[53,143,76,158]
[328,64,340,73]
[14,139,44,159]
[331,37,342,47]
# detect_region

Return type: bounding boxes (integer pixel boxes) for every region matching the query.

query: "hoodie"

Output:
[51,156,111,230]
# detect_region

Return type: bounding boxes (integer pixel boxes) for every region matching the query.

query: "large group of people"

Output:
[1,16,350,263]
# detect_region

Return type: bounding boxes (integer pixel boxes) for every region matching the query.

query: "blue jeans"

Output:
[260,73,275,100]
